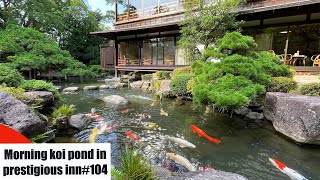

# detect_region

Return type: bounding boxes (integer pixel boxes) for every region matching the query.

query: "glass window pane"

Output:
[163,37,175,66]
[126,41,140,65]
[143,39,157,65]
[117,0,128,21]
[176,36,188,65]
[118,42,127,66]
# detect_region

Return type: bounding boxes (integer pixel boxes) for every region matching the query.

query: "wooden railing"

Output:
[116,1,184,22]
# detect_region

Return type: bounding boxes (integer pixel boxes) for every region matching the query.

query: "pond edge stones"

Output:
[62,87,79,93]
[102,95,128,105]
[83,86,98,90]
[264,92,320,145]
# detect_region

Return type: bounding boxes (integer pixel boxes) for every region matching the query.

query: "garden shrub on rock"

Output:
[19,80,60,99]
[300,83,320,96]
[192,32,292,110]
[172,66,192,77]
[267,77,297,93]
[152,80,162,91]
[155,71,171,80]
[0,65,24,87]
[0,85,26,100]
[170,74,193,95]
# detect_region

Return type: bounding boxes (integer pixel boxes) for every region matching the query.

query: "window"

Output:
[143,39,157,65]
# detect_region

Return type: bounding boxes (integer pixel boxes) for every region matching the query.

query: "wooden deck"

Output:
[292,66,320,74]
[115,65,185,72]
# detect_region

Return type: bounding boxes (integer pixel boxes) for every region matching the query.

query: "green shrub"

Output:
[152,80,161,91]
[88,65,108,77]
[118,145,155,180]
[141,74,153,82]
[300,83,320,96]
[187,79,195,93]
[170,74,193,95]
[52,104,76,119]
[0,65,24,87]
[19,80,60,99]
[267,77,297,93]
[191,32,292,110]
[155,71,171,80]
[0,85,26,100]
[172,66,192,77]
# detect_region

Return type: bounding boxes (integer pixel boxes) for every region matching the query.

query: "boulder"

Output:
[23,91,54,109]
[68,114,93,130]
[156,80,173,97]
[130,81,143,88]
[83,86,98,90]
[116,83,127,88]
[234,107,251,116]
[62,87,79,93]
[0,91,54,141]
[102,95,128,105]
[99,85,110,89]
[162,171,247,180]
[142,81,151,89]
[245,112,264,120]
[264,92,320,144]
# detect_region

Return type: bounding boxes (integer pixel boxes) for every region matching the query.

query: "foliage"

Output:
[152,80,162,91]
[118,145,155,180]
[19,80,60,99]
[52,104,76,120]
[0,26,97,78]
[191,32,292,110]
[267,77,297,93]
[187,79,195,93]
[141,74,153,82]
[111,168,123,180]
[0,65,24,87]
[0,0,108,65]
[155,71,171,80]
[300,83,320,96]
[88,65,108,77]
[170,74,194,95]
[0,85,26,100]
[30,130,54,143]
[172,66,192,77]
[179,0,243,62]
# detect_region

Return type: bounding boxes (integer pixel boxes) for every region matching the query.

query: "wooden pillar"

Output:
[284,26,290,63]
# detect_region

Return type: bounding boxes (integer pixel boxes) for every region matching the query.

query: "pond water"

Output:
[56,83,320,180]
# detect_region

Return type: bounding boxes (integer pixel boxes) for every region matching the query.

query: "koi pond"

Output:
[56,83,320,180]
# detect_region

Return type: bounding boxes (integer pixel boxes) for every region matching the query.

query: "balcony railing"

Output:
[239,0,317,13]
[116,1,185,22]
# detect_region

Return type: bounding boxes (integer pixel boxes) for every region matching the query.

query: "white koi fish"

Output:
[165,136,196,148]
[166,153,196,172]
[269,158,308,180]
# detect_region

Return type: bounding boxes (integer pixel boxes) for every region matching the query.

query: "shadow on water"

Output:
[56,84,320,180]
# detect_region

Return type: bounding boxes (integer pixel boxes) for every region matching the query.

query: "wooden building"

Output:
[92,0,320,74]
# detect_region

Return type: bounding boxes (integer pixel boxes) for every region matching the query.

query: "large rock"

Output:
[62,87,79,93]
[116,83,127,88]
[99,85,110,89]
[83,86,98,90]
[130,81,143,88]
[0,91,54,141]
[264,92,320,144]
[23,91,54,109]
[102,95,128,105]
[68,114,93,130]
[142,81,151,90]
[162,171,247,180]
[245,112,264,120]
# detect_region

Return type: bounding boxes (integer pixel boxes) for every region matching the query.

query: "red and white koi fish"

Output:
[126,131,140,141]
[190,124,221,144]
[166,153,196,172]
[199,167,215,171]
[269,158,308,180]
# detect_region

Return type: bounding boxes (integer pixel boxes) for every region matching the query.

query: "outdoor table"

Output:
[292,55,307,66]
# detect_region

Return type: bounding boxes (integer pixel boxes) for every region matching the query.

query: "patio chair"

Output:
[311,54,320,66]
[278,54,293,65]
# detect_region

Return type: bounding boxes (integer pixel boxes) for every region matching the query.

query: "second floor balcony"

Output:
[116,0,185,23]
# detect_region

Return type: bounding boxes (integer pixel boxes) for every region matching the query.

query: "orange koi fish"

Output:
[87,113,104,121]
[190,124,221,144]
[126,131,140,141]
